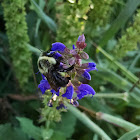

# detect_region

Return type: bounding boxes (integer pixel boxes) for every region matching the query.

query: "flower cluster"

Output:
[38,34,97,109]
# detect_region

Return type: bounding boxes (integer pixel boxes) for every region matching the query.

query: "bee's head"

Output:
[37,52,57,74]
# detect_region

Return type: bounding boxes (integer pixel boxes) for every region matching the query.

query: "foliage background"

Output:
[0,0,140,139]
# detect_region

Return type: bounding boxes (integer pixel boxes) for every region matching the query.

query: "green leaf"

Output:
[118,127,140,140]
[51,131,66,140]
[42,128,54,140]
[0,123,28,140]
[65,102,112,140]
[30,0,57,32]
[55,111,76,138]
[99,0,140,46]
[16,117,42,140]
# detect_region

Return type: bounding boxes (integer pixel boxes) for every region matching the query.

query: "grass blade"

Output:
[30,0,57,32]
[118,127,140,140]
[96,46,139,85]
[99,0,140,46]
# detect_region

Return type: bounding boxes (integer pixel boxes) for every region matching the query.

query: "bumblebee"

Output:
[38,51,74,91]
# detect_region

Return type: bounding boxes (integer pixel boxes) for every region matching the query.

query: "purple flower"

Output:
[62,85,74,99]
[38,75,51,94]
[37,35,97,108]
[76,84,95,99]
[82,71,91,80]
[51,42,66,52]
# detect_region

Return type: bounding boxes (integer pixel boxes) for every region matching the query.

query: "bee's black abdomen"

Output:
[52,71,69,87]
[45,69,70,91]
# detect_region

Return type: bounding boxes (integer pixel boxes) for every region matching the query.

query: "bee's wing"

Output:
[44,71,58,92]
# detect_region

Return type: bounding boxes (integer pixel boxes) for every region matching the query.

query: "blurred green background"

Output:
[0,0,140,140]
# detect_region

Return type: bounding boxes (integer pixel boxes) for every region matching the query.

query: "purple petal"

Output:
[82,71,91,80]
[72,44,75,49]
[86,62,97,72]
[49,51,62,59]
[62,85,74,99]
[79,84,95,95]
[76,84,95,99]
[86,67,98,72]
[77,90,88,99]
[51,89,59,96]
[38,79,51,94]
[88,62,96,68]
[54,52,62,59]
[51,42,66,52]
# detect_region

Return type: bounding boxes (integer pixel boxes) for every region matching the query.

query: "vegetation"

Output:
[0,0,140,139]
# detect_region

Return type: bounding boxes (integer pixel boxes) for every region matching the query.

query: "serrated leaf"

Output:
[16,117,42,140]
[0,123,28,140]
[118,127,140,140]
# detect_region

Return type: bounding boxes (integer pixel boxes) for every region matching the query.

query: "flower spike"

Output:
[38,35,97,108]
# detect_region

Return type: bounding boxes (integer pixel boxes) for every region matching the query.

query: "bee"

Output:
[38,51,74,91]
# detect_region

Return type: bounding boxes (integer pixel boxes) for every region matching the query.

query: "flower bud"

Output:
[80,51,89,59]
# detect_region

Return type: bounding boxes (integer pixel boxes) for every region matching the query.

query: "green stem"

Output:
[97,113,138,131]
[93,93,128,101]
[65,102,112,140]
